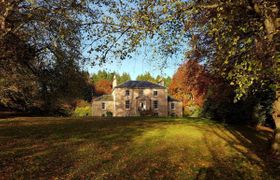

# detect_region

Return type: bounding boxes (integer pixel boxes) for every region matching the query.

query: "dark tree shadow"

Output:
[0,118,153,178]
[195,124,280,179]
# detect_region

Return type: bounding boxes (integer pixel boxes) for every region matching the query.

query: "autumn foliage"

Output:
[169,60,211,107]
[93,79,112,95]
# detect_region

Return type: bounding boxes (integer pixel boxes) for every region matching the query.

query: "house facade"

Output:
[92,76,183,117]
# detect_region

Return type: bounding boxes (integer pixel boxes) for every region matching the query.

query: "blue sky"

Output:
[83,1,189,79]
[86,44,186,79]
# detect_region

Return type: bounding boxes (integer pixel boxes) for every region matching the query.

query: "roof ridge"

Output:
[114,80,165,89]
[93,94,113,101]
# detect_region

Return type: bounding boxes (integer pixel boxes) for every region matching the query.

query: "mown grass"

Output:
[0,116,279,179]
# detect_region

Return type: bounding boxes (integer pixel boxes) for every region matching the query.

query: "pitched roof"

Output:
[93,95,113,101]
[114,80,165,89]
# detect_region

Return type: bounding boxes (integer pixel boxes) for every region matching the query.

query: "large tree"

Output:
[0,0,92,113]
[169,60,211,108]
[188,0,280,155]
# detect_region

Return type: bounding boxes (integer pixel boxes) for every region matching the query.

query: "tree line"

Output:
[91,70,171,96]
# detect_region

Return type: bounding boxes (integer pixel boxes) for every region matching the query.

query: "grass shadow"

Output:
[194,123,280,179]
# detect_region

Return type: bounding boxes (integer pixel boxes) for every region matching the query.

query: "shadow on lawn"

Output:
[1,117,279,179]
[195,124,280,180]
[0,118,151,178]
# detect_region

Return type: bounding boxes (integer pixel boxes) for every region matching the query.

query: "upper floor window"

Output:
[125,100,130,109]
[171,103,175,110]
[101,102,106,110]
[153,100,158,109]
[125,90,130,96]
[153,90,158,97]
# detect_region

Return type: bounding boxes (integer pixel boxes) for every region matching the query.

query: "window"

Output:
[125,90,130,96]
[171,103,175,110]
[125,100,130,109]
[139,89,144,96]
[153,90,158,97]
[153,100,158,109]
[101,102,106,110]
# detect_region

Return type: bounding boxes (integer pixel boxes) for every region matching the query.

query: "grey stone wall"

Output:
[92,100,114,116]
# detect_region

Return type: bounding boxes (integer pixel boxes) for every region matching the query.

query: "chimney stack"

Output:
[158,78,164,87]
[112,75,117,88]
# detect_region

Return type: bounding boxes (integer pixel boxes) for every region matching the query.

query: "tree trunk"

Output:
[254,1,280,156]
[272,91,280,156]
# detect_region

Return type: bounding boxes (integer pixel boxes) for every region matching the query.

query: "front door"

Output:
[139,101,146,110]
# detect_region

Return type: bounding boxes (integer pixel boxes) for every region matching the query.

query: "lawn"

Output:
[0,117,279,179]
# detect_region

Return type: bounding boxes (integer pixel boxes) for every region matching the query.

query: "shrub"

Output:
[184,105,201,117]
[72,106,91,117]
[106,111,113,117]
[201,81,275,126]
[72,100,91,117]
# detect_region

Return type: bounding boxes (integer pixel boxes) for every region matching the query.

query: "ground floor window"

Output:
[101,102,106,110]
[153,100,158,109]
[171,102,175,110]
[125,100,130,109]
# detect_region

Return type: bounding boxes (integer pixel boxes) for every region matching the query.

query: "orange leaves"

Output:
[169,60,211,107]
[94,79,112,95]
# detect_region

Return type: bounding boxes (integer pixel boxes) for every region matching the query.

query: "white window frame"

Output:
[153,100,159,110]
[125,100,130,110]
[101,102,106,110]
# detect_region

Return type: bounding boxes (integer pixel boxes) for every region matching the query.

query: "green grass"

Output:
[0,116,279,179]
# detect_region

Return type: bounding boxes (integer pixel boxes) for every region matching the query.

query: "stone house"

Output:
[92,76,183,117]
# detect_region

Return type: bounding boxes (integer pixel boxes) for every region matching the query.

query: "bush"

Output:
[72,100,91,117]
[201,82,275,126]
[184,105,202,117]
[106,111,113,117]
[72,106,91,117]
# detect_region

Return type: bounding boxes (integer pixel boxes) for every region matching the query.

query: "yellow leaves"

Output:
[162,6,168,14]
[232,36,240,45]
[224,59,229,65]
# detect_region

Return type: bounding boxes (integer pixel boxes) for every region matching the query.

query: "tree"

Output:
[136,72,157,82]
[93,79,112,96]
[136,72,171,87]
[187,0,280,155]
[0,0,93,113]
[90,71,131,96]
[169,60,211,108]
[117,73,131,84]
